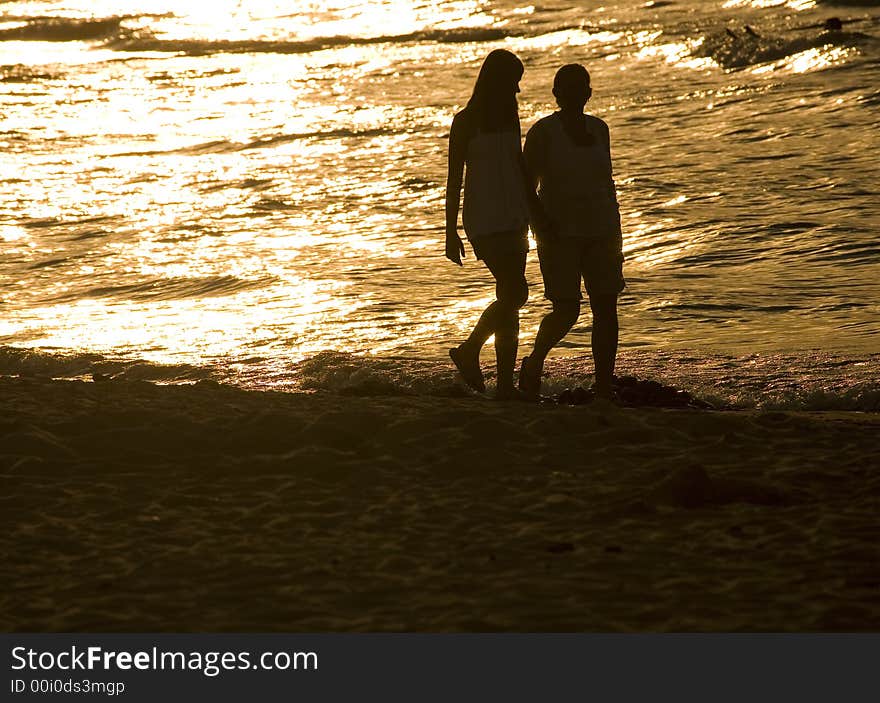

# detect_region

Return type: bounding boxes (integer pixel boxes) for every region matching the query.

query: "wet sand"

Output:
[2,376,879,631]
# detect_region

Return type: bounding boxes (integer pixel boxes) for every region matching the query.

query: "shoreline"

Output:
[2,376,879,631]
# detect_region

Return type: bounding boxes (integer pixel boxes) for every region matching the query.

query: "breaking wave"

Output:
[693,25,871,69]
[0,347,215,383]
[1,348,877,411]
[104,26,517,55]
[0,14,518,55]
[0,16,129,42]
[288,351,880,411]
[110,127,398,158]
[47,275,275,304]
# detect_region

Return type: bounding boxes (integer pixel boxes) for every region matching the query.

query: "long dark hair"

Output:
[464,49,524,133]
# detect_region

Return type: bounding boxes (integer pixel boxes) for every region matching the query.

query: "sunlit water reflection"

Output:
[2,0,878,391]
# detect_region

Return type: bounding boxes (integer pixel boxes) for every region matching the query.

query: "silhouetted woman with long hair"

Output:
[445,49,540,399]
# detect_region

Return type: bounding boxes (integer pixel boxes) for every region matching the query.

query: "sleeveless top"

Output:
[526,113,621,241]
[461,127,530,240]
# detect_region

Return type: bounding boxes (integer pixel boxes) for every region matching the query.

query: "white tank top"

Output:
[462,127,530,240]
[534,113,620,240]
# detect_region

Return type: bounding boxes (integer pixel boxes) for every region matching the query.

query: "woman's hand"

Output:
[445,227,465,266]
[531,212,558,244]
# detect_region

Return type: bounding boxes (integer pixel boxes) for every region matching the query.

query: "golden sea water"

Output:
[1,0,878,402]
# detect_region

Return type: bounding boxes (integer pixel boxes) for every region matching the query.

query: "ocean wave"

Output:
[0,65,60,83]
[0,16,131,42]
[110,127,398,158]
[22,214,119,230]
[0,346,213,383]
[817,0,880,6]
[104,26,516,56]
[807,239,880,264]
[239,127,397,150]
[290,351,880,411]
[0,14,516,54]
[109,139,234,158]
[758,383,880,411]
[294,351,470,397]
[50,275,273,304]
[692,26,869,69]
[2,347,877,411]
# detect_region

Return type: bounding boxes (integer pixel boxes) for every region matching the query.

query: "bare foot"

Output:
[591,381,616,403]
[494,386,529,402]
[449,344,485,393]
[517,355,542,399]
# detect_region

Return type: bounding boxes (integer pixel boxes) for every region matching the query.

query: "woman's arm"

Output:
[444,114,467,265]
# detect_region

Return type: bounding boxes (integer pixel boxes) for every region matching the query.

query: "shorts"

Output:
[538,235,625,301]
[469,229,529,261]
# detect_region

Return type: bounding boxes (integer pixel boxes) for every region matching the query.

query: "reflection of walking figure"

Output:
[445,50,544,399]
[519,64,625,399]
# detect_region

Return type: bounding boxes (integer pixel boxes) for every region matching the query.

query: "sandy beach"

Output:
[2,375,878,632]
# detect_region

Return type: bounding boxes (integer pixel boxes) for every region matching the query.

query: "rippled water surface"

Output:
[2,0,878,389]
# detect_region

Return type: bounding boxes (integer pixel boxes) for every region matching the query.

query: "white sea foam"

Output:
[2,346,876,411]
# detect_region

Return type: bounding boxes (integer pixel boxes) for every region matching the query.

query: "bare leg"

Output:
[452,251,527,395]
[519,300,580,396]
[464,301,502,350]
[482,251,528,397]
[450,300,503,393]
[589,292,618,395]
[492,303,520,396]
